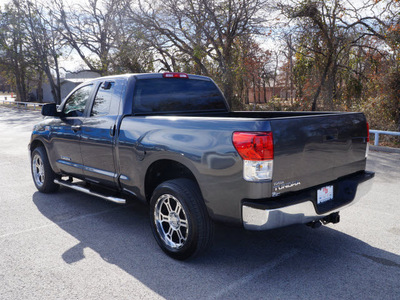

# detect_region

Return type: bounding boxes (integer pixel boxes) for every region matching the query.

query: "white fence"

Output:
[370,129,400,146]
[1,99,45,111]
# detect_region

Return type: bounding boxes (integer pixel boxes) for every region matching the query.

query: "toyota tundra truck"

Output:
[29,72,374,260]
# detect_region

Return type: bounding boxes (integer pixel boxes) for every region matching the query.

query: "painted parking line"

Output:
[0,207,123,240]
[208,249,299,299]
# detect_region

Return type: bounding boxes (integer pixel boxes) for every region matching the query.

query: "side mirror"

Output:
[41,103,59,117]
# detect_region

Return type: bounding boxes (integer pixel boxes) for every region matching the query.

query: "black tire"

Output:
[31,146,60,193]
[150,179,214,260]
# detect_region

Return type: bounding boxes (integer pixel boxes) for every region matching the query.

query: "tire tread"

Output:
[31,146,60,193]
[150,178,214,260]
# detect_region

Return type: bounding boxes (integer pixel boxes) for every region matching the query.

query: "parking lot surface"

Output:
[0,106,399,299]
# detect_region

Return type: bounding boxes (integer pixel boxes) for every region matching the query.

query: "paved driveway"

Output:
[0,106,399,299]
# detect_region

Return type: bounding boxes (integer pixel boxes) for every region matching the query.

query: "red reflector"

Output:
[163,72,189,79]
[366,122,370,142]
[232,132,274,161]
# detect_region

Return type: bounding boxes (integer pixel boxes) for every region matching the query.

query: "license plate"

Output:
[317,185,334,204]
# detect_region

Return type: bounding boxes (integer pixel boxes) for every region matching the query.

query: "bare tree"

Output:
[0,2,29,101]
[17,0,64,103]
[277,0,383,110]
[128,0,269,107]
[53,0,122,75]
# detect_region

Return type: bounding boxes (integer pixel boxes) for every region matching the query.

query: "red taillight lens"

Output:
[366,122,370,142]
[163,72,189,78]
[232,132,274,161]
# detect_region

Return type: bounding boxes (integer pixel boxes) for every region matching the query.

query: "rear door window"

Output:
[91,81,115,116]
[133,79,226,114]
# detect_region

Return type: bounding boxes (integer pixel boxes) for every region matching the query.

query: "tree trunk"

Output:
[245,81,249,105]
[312,53,333,111]
[263,79,267,103]
[326,62,338,110]
[253,75,257,106]
[37,72,43,102]
[223,78,234,109]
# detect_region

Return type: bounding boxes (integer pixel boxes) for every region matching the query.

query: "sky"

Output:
[0,0,10,6]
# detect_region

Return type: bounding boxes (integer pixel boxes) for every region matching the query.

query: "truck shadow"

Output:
[33,188,400,299]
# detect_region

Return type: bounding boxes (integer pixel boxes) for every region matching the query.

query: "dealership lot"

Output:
[0,106,399,299]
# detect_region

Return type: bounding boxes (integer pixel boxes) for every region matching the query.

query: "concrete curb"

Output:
[370,145,400,154]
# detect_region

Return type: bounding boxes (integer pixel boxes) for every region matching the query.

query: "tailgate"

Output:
[270,113,368,197]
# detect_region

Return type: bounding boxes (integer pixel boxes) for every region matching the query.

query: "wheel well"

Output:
[145,160,198,201]
[30,140,45,154]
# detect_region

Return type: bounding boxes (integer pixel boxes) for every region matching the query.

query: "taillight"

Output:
[163,72,189,79]
[366,122,370,142]
[233,132,274,182]
[232,132,273,161]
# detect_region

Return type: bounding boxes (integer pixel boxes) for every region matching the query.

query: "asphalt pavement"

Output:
[0,106,399,299]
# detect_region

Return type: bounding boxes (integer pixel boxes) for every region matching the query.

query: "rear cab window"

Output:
[132,78,227,114]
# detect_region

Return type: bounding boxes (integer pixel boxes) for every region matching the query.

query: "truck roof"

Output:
[83,73,212,82]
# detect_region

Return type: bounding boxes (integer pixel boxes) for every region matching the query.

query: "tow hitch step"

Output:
[307,212,340,229]
[54,179,126,204]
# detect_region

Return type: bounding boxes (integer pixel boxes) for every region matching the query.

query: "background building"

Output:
[41,70,100,103]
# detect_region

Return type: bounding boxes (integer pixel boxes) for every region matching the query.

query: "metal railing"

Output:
[1,99,45,110]
[370,129,400,146]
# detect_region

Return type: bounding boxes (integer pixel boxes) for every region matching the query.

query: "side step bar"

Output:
[54,179,126,204]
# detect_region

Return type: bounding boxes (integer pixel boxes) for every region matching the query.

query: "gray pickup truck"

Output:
[30,73,374,259]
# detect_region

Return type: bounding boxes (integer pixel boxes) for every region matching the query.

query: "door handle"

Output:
[110,125,116,137]
[71,125,81,132]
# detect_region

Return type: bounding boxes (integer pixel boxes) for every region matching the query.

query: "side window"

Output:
[63,85,93,117]
[91,81,115,117]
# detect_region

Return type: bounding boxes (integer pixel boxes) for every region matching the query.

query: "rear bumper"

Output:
[242,171,374,230]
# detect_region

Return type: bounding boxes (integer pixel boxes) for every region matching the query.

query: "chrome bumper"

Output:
[242,171,374,231]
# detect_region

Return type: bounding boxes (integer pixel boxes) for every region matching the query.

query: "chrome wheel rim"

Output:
[32,154,45,187]
[154,194,189,249]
